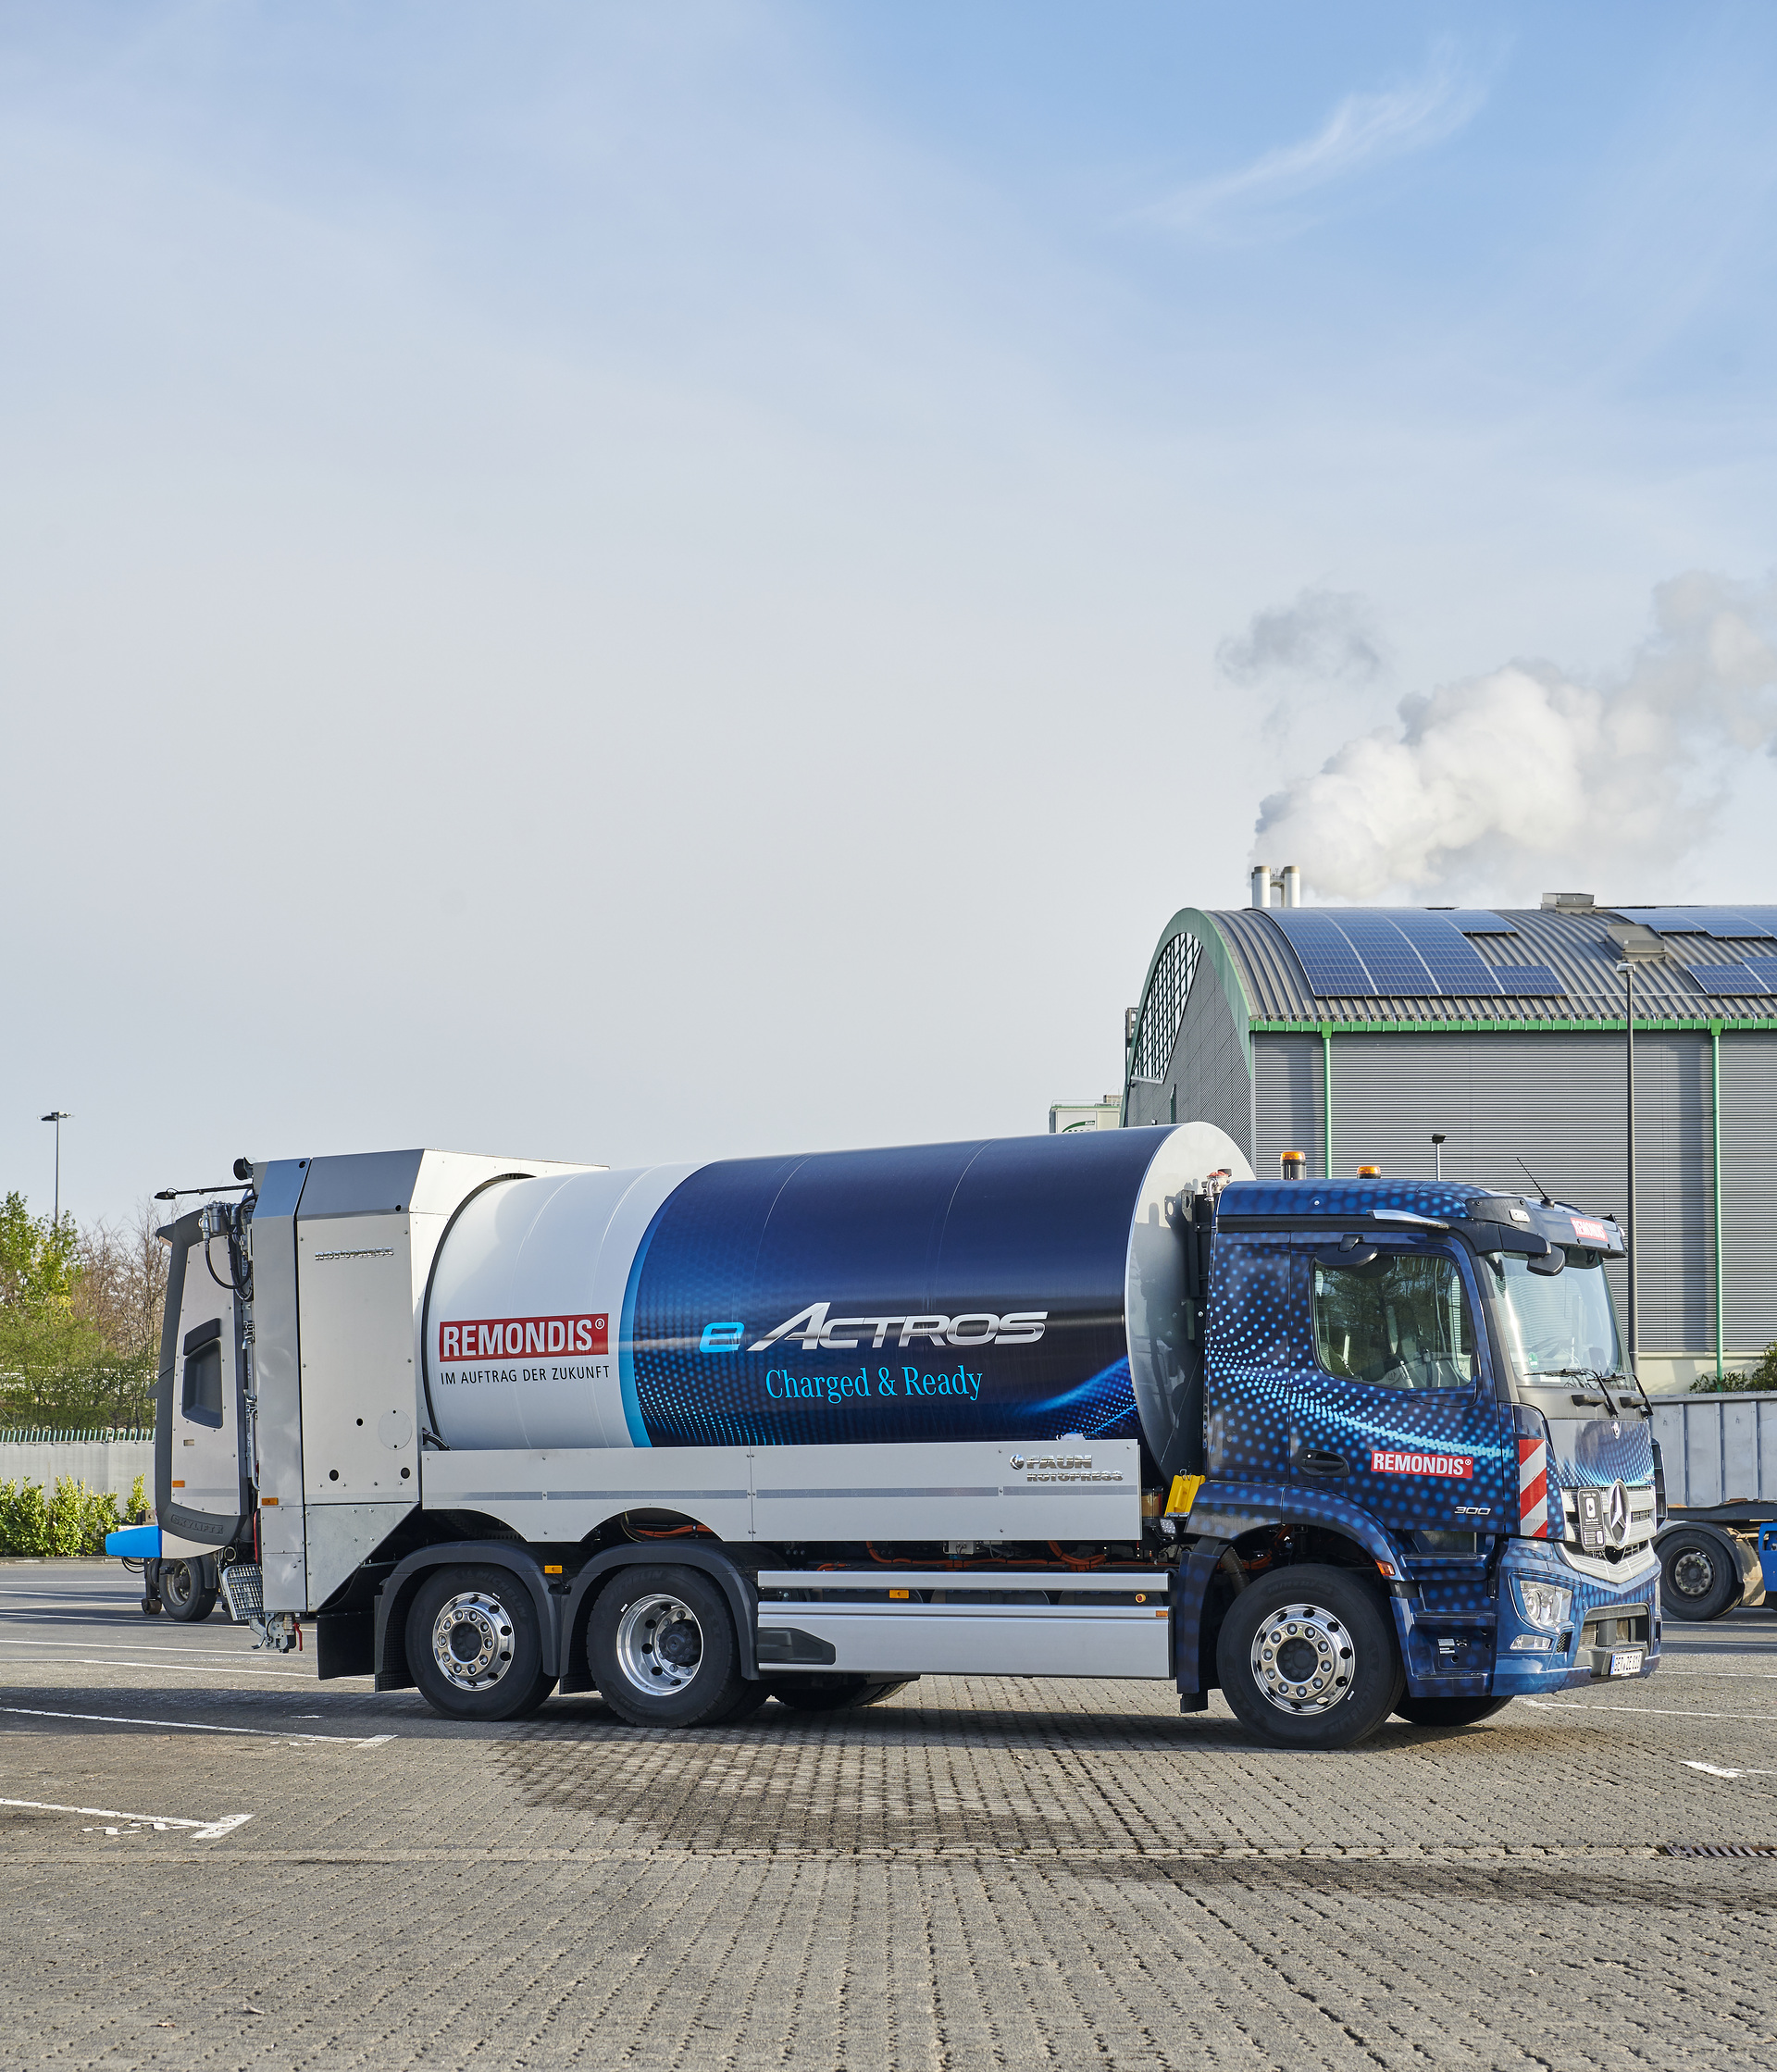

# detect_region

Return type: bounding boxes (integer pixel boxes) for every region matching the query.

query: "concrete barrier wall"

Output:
[0,1440,155,1500]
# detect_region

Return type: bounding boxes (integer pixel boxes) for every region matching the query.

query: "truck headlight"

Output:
[1513,1578,1572,1632]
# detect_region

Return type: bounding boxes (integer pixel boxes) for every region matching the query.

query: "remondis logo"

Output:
[698,1301,1048,1354]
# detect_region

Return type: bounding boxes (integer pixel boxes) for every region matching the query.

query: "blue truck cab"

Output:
[1174,1175,1659,1746]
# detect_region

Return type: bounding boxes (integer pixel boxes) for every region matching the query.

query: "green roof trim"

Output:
[1250,1015,1777,1036]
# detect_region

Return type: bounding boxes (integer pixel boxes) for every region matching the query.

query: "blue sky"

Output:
[4,3,1777,1219]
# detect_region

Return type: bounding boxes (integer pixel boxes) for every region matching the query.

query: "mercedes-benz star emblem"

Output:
[1605,1481,1631,1545]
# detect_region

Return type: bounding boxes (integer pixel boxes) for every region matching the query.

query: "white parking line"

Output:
[0,1705,393,1747]
[1684,1761,1777,1780]
[2,1656,311,1680]
[0,1639,282,1662]
[1,1797,251,1841]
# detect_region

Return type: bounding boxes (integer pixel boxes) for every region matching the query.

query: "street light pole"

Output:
[1431,1132,1446,1183]
[1606,920,1667,1380]
[40,1111,70,1227]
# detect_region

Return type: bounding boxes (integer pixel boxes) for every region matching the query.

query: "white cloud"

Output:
[1149,45,1486,236]
[1217,589,1385,688]
[1252,572,1777,902]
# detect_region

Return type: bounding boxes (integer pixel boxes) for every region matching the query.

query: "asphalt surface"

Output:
[2,1562,1775,2070]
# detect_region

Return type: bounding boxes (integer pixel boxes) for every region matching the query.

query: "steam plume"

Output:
[1250,571,1777,901]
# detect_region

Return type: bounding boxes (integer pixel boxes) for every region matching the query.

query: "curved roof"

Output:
[1124,901,1777,1115]
[1213,903,1777,1024]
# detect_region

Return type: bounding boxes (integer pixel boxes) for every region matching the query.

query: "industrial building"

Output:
[1121,884,1777,1391]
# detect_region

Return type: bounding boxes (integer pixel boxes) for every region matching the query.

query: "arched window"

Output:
[1129,932,1199,1085]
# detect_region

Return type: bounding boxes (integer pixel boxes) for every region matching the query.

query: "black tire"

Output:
[160,1559,218,1622]
[1215,1564,1404,1751]
[713,1681,775,1724]
[406,1566,555,1722]
[771,1677,916,1713]
[1659,1528,1742,1622]
[586,1565,748,1728]
[1393,1695,1514,1728]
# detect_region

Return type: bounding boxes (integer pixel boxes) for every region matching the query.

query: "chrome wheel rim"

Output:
[1249,1601,1355,1715]
[431,1591,516,1692]
[615,1593,703,1696]
[1671,1548,1716,1599]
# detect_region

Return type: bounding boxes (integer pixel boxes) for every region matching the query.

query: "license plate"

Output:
[1609,1648,1645,1678]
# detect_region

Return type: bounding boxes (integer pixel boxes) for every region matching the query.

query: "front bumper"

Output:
[1489,1539,1661,1695]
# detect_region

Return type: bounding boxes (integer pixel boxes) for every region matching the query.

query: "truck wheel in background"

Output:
[159,1559,217,1623]
[406,1567,555,1721]
[587,1566,751,1728]
[1658,1528,1742,1621]
[770,1677,916,1713]
[1393,1695,1513,1728]
[1215,1565,1404,1751]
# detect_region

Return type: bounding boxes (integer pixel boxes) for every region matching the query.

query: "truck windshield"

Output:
[1483,1252,1622,1384]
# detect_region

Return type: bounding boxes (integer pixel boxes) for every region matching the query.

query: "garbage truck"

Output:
[112,1125,1663,1750]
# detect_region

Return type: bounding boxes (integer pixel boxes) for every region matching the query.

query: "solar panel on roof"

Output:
[1491,963,1565,995]
[1378,911,1510,994]
[1261,910,1376,995]
[1681,962,1773,996]
[1616,907,1777,939]
[1440,910,1517,935]
[1739,958,1777,990]
[1335,912,1438,993]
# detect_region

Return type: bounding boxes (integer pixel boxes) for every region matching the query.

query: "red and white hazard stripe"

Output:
[1518,1433,1549,1538]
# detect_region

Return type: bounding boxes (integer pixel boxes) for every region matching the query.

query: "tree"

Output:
[0,1194,167,1430]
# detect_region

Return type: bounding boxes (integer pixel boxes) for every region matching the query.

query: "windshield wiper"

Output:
[1548,1367,1622,1415]
[1608,1366,1656,1419]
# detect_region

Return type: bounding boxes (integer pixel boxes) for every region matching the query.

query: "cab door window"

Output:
[1311,1249,1476,1391]
[181,1318,226,1428]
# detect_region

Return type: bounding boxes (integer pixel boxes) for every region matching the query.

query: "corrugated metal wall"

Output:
[1249,1029,1752,1357]
[1721,1034,1777,1355]
[1254,1036,1323,1177]
[1129,954,1252,1157]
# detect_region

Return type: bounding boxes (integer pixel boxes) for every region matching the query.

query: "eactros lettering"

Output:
[743,1302,1048,1352]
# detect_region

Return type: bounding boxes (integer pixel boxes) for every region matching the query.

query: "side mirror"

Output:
[1527,1244,1566,1277]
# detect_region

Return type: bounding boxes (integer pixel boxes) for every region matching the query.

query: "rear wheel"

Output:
[1215,1564,1404,1750]
[406,1567,555,1721]
[1659,1528,1741,1621]
[160,1559,217,1622]
[587,1566,749,1728]
[1393,1695,1513,1728]
[771,1677,916,1712]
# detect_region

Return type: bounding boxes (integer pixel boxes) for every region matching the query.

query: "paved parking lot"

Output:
[2,1560,1775,2070]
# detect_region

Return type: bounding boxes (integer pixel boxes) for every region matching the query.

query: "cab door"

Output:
[1287,1235,1513,1540]
[155,1210,253,1553]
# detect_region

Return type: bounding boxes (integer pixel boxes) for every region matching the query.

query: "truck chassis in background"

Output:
[1649,1391,1777,1619]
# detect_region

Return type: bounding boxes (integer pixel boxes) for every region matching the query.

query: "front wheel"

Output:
[1215,1564,1404,1750]
[160,1559,217,1622]
[1659,1528,1741,1621]
[1393,1695,1513,1728]
[587,1566,750,1728]
[406,1567,555,1721]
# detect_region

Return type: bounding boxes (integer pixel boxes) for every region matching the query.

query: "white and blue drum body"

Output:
[424,1123,1251,1483]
